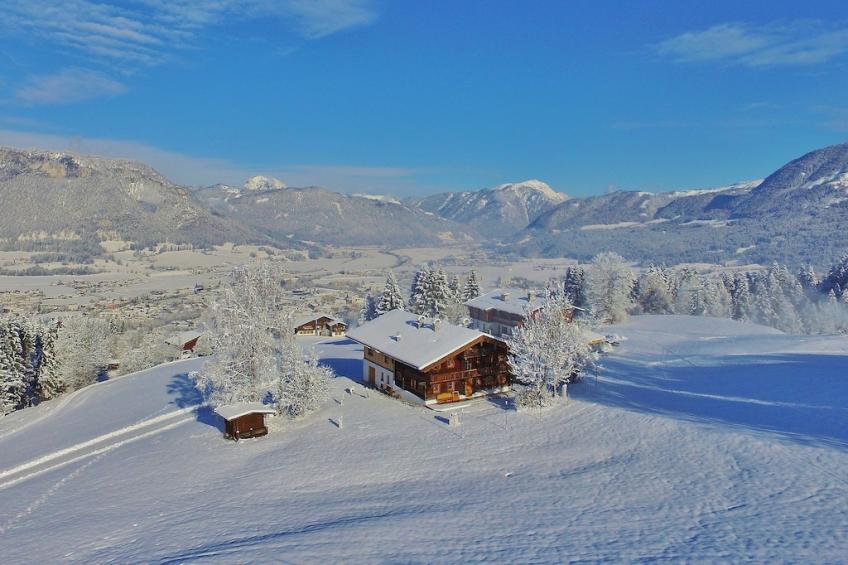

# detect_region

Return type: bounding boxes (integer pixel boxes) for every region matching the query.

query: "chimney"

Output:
[433,317,442,331]
[394,332,403,341]
[501,291,511,302]
[527,290,535,301]
[417,314,427,329]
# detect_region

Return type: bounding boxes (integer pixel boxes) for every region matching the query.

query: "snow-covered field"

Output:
[0,316,846,563]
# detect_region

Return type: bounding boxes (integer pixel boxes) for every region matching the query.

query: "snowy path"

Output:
[0,317,846,562]
[0,407,196,492]
[0,357,204,470]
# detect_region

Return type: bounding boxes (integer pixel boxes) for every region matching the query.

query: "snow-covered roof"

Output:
[215,402,276,421]
[346,310,493,371]
[293,313,347,328]
[165,330,204,347]
[465,288,542,317]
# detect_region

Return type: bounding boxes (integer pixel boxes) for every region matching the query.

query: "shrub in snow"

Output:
[274,347,331,419]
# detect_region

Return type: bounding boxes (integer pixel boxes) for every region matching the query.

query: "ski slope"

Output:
[0,316,846,562]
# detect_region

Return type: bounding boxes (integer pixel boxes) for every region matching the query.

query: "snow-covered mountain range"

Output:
[0,147,258,251]
[1,141,847,265]
[409,179,568,239]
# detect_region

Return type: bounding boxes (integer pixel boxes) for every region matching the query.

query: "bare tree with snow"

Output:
[194,262,332,420]
[587,252,634,324]
[507,284,596,409]
[196,263,290,407]
[55,316,113,391]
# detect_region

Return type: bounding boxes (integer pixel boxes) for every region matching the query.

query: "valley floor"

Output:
[0,316,846,563]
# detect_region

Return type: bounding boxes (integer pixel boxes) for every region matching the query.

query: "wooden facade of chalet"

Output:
[366,336,510,404]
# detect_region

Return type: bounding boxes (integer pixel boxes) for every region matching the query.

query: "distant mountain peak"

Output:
[244,175,286,192]
[492,179,567,201]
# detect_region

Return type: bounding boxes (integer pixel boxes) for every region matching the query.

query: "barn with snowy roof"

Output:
[346,310,511,405]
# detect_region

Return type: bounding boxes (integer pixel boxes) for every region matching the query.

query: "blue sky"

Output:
[1,0,847,196]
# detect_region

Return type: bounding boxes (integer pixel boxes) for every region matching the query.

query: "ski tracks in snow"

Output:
[0,408,196,493]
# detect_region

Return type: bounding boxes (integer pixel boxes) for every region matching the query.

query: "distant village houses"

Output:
[294,314,348,337]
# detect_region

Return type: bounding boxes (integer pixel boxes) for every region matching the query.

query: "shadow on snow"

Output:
[575,352,848,450]
[166,372,221,432]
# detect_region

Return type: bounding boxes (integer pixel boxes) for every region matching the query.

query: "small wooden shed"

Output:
[215,402,276,440]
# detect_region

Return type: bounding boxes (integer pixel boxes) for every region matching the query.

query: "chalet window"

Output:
[446,381,455,391]
[432,383,440,395]
[464,359,472,371]
[446,359,455,369]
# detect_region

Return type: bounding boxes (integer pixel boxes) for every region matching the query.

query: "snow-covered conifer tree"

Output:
[36,322,64,401]
[730,273,752,321]
[0,322,26,415]
[461,269,481,302]
[14,320,38,407]
[409,266,432,315]
[636,265,674,314]
[820,254,848,298]
[703,277,732,318]
[562,266,588,310]
[448,275,461,303]
[359,293,378,323]
[430,268,452,316]
[375,271,405,316]
[586,252,634,323]
[797,265,819,298]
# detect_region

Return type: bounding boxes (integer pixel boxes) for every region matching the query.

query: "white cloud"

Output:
[0,0,378,66]
[656,21,848,67]
[0,0,378,105]
[15,68,127,105]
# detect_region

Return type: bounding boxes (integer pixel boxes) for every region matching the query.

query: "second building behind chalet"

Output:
[346,310,510,406]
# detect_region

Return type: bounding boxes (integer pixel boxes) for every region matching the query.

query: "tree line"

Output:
[360,267,481,324]
[561,252,848,334]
